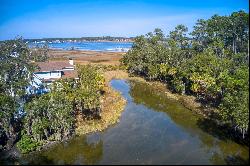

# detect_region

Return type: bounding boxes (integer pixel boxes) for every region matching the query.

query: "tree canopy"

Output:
[122,10,249,138]
[0,38,105,153]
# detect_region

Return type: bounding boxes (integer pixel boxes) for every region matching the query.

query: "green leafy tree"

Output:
[122,11,249,138]
[17,65,105,153]
[0,38,36,150]
[30,43,49,62]
[75,64,105,118]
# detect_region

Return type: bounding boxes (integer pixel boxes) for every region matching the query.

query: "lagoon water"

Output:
[3,79,249,165]
[28,42,133,52]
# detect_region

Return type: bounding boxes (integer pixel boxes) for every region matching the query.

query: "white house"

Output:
[27,59,78,95]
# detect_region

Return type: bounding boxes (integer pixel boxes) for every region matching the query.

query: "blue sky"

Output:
[0,0,248,40]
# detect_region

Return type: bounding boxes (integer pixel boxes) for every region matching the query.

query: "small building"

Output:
[27,59,78,95]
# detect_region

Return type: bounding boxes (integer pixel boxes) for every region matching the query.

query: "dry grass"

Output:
[75,85,126,135]
[103,70,129,83]
[127,79,218,118]
[50,49,215,134]
[48,49,124,66]
[47,50,128,136]
[75,70,128,135]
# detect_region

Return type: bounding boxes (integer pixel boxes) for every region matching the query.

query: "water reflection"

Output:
[22,135,103,165]
[128,80,249,164]
[11,79,249,165]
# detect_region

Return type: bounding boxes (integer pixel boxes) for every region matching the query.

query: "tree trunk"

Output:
[232,33,237,54]
[5,125,17,150]
[232,39,235,53]
[248,39,249,64]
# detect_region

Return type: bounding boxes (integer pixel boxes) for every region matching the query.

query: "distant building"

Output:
[27,59,78,95]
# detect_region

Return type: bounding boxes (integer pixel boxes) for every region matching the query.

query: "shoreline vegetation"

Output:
[75,70,127,135]
[102,70,221,124]
[0,70,129,161]
[0,10,248,162]
[15,69,217,156]
[122,10,249,140]
[0,37,129,157]
[19,70,128,157]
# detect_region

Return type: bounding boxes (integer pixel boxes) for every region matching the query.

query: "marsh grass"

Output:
[75,70,127,135]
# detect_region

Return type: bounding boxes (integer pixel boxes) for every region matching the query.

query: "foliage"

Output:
[16,133,42,153]
[122,29,168,77]
[121,11,249,137]
[218,66,249,138]
[30,43,49,62]
[17,65,105,153]
[75,64,105,117]
[24,89,74,141]
[77,64,105,93]
[0,38,105,152]
[0,37,36,150]
[191,11,249,55]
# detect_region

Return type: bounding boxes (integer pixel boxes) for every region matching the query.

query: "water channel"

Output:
[12,79,249,164]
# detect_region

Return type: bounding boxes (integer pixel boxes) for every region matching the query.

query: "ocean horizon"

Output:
[28,41,133,52]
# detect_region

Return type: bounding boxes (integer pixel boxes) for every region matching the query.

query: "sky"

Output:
[0,0,249,40]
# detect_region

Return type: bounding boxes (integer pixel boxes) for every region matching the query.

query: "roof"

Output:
[62,70,78,79]
[35,61,74,72]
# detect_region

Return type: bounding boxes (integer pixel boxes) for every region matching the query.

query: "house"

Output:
[27,59,78,95]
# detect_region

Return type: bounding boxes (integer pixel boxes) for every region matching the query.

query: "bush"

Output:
[170,77,185,94]
[17,133,42,153]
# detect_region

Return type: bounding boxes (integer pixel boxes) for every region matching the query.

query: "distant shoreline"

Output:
[48,48,124,52]
[25,37,134,43]
[45,47,130,53]
[29,41,133,53]
[28,40,134,43]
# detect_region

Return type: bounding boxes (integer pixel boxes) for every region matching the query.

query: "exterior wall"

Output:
[32,76,43,87]
[26,74,49,95]
[27,71,62,95]
[34,71,62,79]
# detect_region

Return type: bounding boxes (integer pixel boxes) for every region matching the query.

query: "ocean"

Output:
[28,41,133,52]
